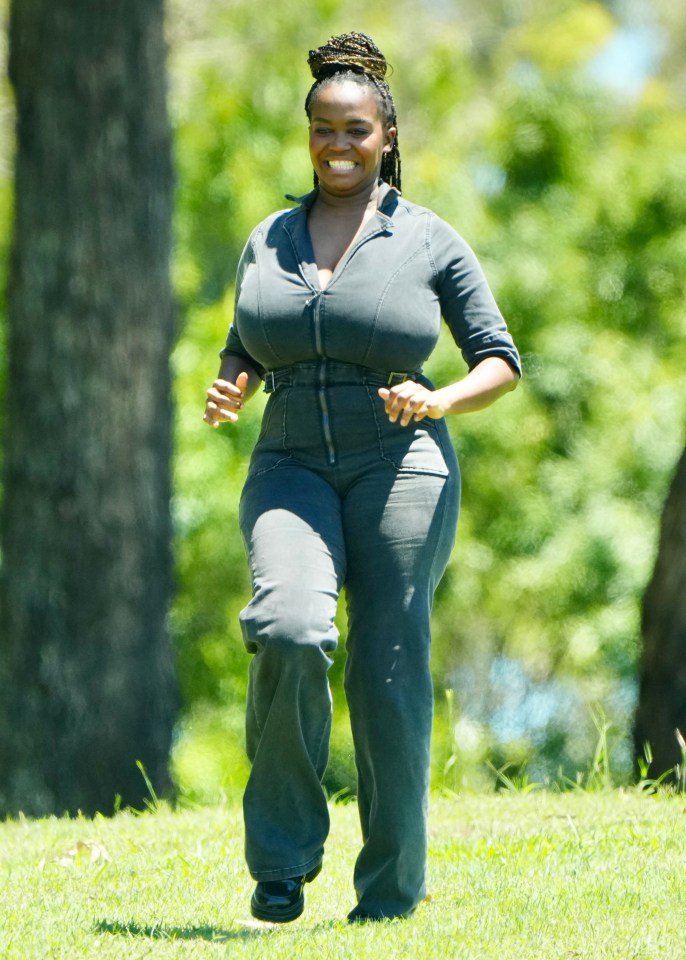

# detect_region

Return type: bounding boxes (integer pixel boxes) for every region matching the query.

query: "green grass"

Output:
[1,791,684,958]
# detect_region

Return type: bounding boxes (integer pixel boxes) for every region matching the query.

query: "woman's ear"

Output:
[384,125,397,153]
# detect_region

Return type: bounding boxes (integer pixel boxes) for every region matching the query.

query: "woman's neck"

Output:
[314,180,382,215]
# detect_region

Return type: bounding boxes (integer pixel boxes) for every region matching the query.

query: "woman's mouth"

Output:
[326,160,357,170]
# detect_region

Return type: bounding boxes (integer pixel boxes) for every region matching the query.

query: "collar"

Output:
[284,181,400,217]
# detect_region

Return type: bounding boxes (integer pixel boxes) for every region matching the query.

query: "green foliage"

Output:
[170,297,260,801]
[166,0,686,800]
[1,0,684,799]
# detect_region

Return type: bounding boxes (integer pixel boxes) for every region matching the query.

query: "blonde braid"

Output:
[304,32,402,191]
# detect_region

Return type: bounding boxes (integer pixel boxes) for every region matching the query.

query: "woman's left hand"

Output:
[378,382,448,427]
[379,358,519,425]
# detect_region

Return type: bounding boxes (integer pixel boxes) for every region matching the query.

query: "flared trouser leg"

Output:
[238,464,346,881]
[237,418,459,911]
[342,467,459,920]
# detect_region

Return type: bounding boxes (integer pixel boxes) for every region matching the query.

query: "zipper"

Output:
[304,221,392,468]
[318,362,336,466]
[309,291,336,465]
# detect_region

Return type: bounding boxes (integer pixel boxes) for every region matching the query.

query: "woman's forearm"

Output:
[434,356,519,416]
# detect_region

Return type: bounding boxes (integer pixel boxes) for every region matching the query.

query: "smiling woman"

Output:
[306,82,396,288]
[203,31,520,926]
[304,33,401,192]
[307,83,395,199]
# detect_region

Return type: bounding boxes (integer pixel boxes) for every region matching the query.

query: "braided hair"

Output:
[305,32,402,192]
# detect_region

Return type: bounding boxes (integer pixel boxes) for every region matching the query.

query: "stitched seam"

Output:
[285,216,317,294]
[360,245,425,368]
[368,387,449,476]
[281,387,290,451]
[426,213,439,279]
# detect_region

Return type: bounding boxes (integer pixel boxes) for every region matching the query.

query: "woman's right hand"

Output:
[204,371,249,428]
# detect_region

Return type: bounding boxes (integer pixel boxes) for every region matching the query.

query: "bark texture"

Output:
[634,445,686,777]
[0,0,177,815]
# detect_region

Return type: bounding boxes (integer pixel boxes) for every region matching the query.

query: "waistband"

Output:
[263,361,421,394]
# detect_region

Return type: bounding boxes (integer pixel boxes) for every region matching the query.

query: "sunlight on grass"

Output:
[1,792,684,958]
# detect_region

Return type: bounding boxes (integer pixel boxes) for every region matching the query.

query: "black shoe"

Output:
[250,863,322,923]
[347,903,416,923]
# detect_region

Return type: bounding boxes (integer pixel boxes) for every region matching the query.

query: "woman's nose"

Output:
[331,132,350,150]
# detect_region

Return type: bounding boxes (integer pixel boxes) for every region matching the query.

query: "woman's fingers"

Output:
[204,373,248,427]
[212,377,245,400]
[203,404,223,428]
[378,383,431,426]
[204,399,238,425]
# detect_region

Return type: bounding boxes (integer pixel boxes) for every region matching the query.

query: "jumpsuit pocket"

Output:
[368,389,451,478]
[246,388,295,478]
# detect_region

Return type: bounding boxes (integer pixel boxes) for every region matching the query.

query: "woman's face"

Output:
[308,79,396,198]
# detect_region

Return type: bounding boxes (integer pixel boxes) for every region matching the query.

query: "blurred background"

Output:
[1,0,684,809]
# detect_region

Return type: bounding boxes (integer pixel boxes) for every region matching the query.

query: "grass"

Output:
[1,791,684,959]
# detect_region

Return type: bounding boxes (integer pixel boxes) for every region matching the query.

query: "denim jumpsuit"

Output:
[222,184,521,920]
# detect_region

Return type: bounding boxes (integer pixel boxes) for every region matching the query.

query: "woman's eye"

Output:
[351,128,369,136]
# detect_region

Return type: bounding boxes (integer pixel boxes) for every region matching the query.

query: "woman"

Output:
[204,32,520,923]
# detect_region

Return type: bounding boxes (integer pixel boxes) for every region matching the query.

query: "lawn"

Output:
[1,790,683,958]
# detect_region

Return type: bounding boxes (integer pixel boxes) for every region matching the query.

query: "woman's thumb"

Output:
[236,370,249,393]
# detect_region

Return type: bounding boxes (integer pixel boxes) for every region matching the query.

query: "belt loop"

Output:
[265,370,276,393]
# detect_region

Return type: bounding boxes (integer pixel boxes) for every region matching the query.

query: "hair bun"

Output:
[308,32,388,82]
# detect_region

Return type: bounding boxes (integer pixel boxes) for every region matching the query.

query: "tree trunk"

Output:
[0,0,177,816]
[634,445,686,778]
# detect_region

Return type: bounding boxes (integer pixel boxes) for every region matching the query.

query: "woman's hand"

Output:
[378,357,519,426]
[204,371,249,428]
[378,382,449,427]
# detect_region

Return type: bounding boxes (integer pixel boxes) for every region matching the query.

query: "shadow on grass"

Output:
[95,918,341,942]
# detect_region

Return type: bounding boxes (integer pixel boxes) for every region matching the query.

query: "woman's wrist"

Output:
[433,359,519,417]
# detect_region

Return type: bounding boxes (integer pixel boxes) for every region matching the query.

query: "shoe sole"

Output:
[250,893,305,923]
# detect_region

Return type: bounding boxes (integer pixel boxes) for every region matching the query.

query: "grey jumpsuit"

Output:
[221,183,521,920]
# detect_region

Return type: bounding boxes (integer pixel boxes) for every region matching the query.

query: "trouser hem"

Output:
[249,853,323,882]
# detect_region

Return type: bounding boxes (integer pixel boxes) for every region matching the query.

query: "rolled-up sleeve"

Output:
[430,216,521,377]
